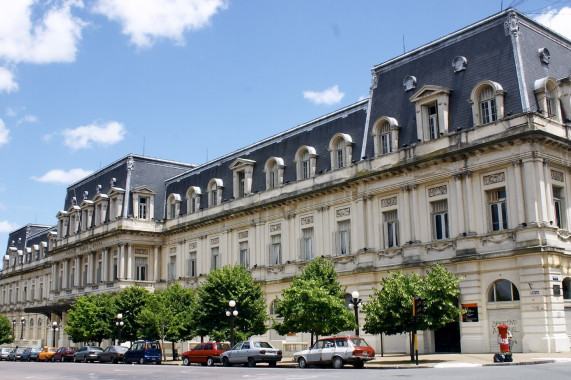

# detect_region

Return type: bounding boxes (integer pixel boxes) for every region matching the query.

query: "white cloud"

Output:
[0,220,21,233]
[0,119,9,147]
[63,121,126,149]
[0,67,18,93]
[0,0,85,64]
[303,85,345,105]
[17,114,38,124]
[92,0,228,48]
[534,7,571,40]
[32,168,93,184]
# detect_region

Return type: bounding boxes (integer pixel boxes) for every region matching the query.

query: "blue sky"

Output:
[1,0,570,253]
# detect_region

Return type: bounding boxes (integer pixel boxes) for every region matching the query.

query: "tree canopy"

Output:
[113,286,152,342]
[0,315,14,345]
[65,293,116,345]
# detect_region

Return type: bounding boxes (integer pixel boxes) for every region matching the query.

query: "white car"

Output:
[293,336,375,369]
[221,341,282,367]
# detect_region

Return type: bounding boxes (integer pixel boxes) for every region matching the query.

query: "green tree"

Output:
[65,293,116,345]
[0,315,14,345]
[139,282,198,360]
[272,257,356,344]
[114,286,152,342]
[195,265,268,343]
[363,264,463,360]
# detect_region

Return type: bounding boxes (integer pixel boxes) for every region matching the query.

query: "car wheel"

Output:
[353,360,364,369]
[298,357,308,368]
[51,356,55,362]
[156,361,161,365]
[222,356,231,367]
[61,356,66,362]
[247,357,256,367]
[182,357,190,366]
[139,357,145,365]
[268,361,277,367]
[111,357,117,364]
[27,357,31,362]
[84,356,88,363]
[206,357,215,367]
[332,356,344,369]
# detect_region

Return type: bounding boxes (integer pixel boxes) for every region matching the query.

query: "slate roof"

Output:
[4,224,54,254]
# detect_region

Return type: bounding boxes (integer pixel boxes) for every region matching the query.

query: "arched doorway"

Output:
[486,279,522,353]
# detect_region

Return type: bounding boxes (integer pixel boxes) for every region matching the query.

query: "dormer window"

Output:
[230,159,255,199]
[264,157,285,190]
[410,85,451,141]
[470,80,505,126]
[535,77,562,122]
[167,194,181,219]
[131,186,156,220]
[329,133,353,170]
[372,117,399,156]
[186,186,201,214]
[295,146,317,180]
[208,179,223,207]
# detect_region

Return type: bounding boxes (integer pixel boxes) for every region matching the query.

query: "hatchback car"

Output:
[97,345,128,363]
[293,336,375,369]
[181,342,231,366]
[123,341,162,365]
[7,348,26,361]
[37,347,58,362]
[0,347,13,360]
[74,346,103,363]
[221,341,282,367]
[52,346,78,362]
[21,347,42,362]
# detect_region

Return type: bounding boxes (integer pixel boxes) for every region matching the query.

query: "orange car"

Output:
[37,347,58,362]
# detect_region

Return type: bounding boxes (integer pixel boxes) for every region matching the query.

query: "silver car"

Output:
[293,336,375,369]
[221,341,282,367]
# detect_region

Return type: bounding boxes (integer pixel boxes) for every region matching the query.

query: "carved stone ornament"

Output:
[538,47,550,65]
[557,230,571,242]
[170,247,176,254]
[377,249,403,259]
[452,56,468,72]
[270,223,281,232]
[403,75,417,92]
[426,241,456,252]
[210,237,219,245]
[551,170,564,183]
[481,233,515,245]
[267,265,285,274]
[300,215,314,225]
[333,254,356,265]
[428,185,447,197]
[381,196,397,208]
[189,241,197,250]
[483,172,505,185]
[238,231,248,240]
[336,207,351,218]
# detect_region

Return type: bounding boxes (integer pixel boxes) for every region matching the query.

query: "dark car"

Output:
[7,348,26,361]
[21,347,42,362]
[123,341,162,365]
[181,342,231,366]
[220,341,282,367]
[52,346,78,362]
[74,346,103,363]
[98,346,128,363]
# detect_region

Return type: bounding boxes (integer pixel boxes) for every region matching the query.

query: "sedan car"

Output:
[74,346,103,363]
[221,341,282,367]
[21,347,42,362]
[7,348,26,361]
[97,345,128,363]
[37,347,58,362]
[293,336,375,369]
[181,342,231,366]
[52,346,78,362]
[0,348,13,360]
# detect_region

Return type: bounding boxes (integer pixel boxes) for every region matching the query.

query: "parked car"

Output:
[0,348,13,360]
[293,336,375,369]
[37,347,58,362]
[21,347,42,362]
[7,348,26,361]
[97,345,128,363]
[74,346,103,363]
[123,340,162,365]
[181,342,231,366]
[52,346,78,362]
[221,341,282,367]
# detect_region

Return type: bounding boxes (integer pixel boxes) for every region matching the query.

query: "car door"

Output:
[190,343,204,363]
[226,342,242,363]
[237,341,250,364]
[306,341,323,364]
[320,339,336,364]
[202,343,213,363]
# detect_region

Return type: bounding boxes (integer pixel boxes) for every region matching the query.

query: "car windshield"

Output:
[116,347,128,352]
[252,342,272,348]
[218,343,231,350]
[349,338,370,347]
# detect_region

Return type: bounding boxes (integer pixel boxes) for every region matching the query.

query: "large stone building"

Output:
[2,9,571,354]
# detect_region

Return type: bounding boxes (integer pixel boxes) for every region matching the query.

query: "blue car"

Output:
[123,341,162,365]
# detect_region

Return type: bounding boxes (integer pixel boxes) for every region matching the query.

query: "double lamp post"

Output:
[225,300,238,347]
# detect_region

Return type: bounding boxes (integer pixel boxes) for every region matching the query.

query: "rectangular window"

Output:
[113,257,118,281]
[187,252,197,277]
[381,133,391,154]
[96,259,102,283]
[270,235,281,266]
[553,187,565,228]
[139,197,148,219]
[211,247,220,270]
[168,256,176,280]
[301,228,313,261]
[190,197,196,213]
[239,172,246,197]
[479,87,497,125]
[269,170,276,189]
[239,242,249,268]
[487,188,508,231]
[302,159,310,179]
[431,200,449,240]
[135,257,148,281]
[336,220,351,255]
[428,103,438,139]
[39,283,43,299]
[383,210,399,248]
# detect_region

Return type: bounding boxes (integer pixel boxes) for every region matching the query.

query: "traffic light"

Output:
[413,296,426,317]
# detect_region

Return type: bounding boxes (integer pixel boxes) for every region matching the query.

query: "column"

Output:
[543,159,555,224]
[102,248,109,283]
[126,243,133,280]
[522,157,539,224]
[118,244,125,280]
[153,246,160,282]
[536,158,548,223]
[51,263,57,291]
[401,186,411,244]
[464,172,475,233]
[410,185,419,242]
[511,160,526,226]
[74,256,80,287]
[454,174,465,235]
[366,195,374,250]
[355,195,366,252]
[87,252,94,284]
[63,259,69,289]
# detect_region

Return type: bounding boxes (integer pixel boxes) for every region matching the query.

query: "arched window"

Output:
[264,157,285,190]
[295,146,317,180]
[269,299,278,315]
[563,277,571,299]
[167,194,181,219]
[470,81,505,127]
[372,117,399,155]
[186,187,201,214]
[208,179,223,207]
[534,77,561,121]
[329,134,353,170]
[488,279,520,302]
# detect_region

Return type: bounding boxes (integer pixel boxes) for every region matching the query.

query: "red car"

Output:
[52,346,78,362]
[181,342,231,366]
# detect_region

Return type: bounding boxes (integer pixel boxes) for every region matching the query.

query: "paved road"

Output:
[2,361,571,380]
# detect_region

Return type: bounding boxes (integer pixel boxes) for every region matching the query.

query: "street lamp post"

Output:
[225,300,238,348]
[51,321,59,347]
[20,317,25,340]
[348,290,362,336]
[11,320,16,338]
[115,313,124,345]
